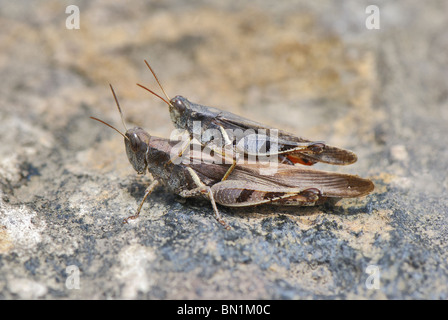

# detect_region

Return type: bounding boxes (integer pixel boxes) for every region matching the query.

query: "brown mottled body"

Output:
[91,85,374,230]
[138,60,358,172]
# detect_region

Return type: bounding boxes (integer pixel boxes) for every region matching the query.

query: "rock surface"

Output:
[1,0,447,299]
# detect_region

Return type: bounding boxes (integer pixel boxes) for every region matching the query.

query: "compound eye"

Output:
[172,97,186,113]
[130,133,141,152]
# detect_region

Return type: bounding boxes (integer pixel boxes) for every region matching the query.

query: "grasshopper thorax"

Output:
[125,127,151,175]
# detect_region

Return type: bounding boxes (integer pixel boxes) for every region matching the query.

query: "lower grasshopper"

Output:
[136,60,358,181]
[90,85,374,230]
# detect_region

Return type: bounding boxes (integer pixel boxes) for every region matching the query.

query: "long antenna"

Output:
[90,84,130,141]
[90,116,129,141]
[137,83,171,107]
[142,59,172,106]
[109,84,128,132]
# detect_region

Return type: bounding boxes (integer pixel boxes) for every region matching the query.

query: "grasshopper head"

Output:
[169,95,190,129]
[91,85,153,175]
[125,127,151,174]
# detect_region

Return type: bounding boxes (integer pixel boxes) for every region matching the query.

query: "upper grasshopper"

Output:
[137,60,358,181]
[90,85,374,230]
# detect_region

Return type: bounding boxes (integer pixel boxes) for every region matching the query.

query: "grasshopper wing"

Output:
[213,115,357,166]
[227,164,374,199]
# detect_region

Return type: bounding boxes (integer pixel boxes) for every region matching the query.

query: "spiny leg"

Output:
[184,168,231,230]
[123,179,160,224]
[221,152,239,181]
[205,186,231,230]
[203,143,238,181]
[202,142,239,182]
[217,125,238,181]
[203,124,239,182]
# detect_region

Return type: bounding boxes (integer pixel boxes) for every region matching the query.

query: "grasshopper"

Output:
[137,60,358,180]
[90,85,374,230]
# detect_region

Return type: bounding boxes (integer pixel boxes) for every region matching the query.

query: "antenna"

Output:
[109,84,128,132]
[90,116,129,141]
[90,84,130,141]
[143,59,172,103]
[136,83,171,107]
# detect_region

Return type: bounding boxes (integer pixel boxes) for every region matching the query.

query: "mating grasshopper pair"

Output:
[91,61,374,230]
